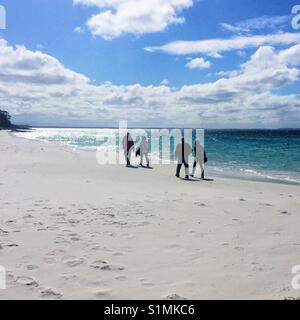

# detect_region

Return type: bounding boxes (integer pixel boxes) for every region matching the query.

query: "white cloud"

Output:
[236,50,246,57]
[74,26,84,33]
[220,15,291,35]
[185,57,211,69]
[208,52,223,59]
[160,79,170,86]
[73,0,194,39]
[145,32,300,56]
[0,40,89,85]
[0,39,300,128]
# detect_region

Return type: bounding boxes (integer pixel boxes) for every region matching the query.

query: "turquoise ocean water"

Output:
[13,128,300,185]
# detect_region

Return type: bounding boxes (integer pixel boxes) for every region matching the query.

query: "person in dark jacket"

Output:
[122,132,134,167]
[175,138,192,179]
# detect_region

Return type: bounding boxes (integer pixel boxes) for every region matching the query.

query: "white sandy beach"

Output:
[0,130,299,300]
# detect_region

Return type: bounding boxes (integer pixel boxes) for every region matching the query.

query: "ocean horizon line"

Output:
[14,125,300,131]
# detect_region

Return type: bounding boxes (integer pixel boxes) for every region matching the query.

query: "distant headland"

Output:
[0,109,31,131]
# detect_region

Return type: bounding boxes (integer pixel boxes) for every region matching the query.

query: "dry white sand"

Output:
[0,131,299,300]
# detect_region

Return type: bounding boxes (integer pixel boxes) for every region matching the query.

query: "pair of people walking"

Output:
[122,133,149,167]
[175,138,206,180]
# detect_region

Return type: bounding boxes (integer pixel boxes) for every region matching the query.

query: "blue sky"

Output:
[0,0,300,127]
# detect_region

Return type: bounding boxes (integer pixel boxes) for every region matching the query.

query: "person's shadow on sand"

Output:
[180,177,214,182]
[125,165,153,169]
[139,165,154,170]
[179,177,198,182]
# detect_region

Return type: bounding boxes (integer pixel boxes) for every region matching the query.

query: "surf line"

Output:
[104,304,139,318]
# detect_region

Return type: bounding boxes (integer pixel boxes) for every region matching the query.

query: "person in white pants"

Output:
[139,136,150,167]
[191,140,205,179]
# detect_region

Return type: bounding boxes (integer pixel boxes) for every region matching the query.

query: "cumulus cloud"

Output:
[73,0,193,39]
[185,57,211,69]
[1,39,300,128]
[0,39,89,85]
[145,32,300,56]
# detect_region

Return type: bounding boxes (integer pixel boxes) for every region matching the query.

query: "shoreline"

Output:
[10,129,300,187]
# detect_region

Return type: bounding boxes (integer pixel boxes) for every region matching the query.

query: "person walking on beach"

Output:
[138,136,150,167]
[190,140,206,179]
[122,132,134,167]
[175,138,192,179]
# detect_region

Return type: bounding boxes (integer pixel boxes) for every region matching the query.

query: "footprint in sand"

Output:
[234,246,244,251]
[112,252,124,257]
[165,243,181,249]
[44,257,56,264]
[194,202,207,207]
[164,294,187,300]
[90,260,125,271]
[260,203,272,207]
[251,263,274,272]
[40,288,63,299]
[24,214,34,219]
[42,207,52,211]
[68,219,81,225]
[60,273,77,281]
[48,249,66,256]
[54,237,69,245]
[6,220,16,225]
[94,289,111,299]
[115,275,127,281]
[15,276,39,287]
[52,212,66,217]
[70,237,81,242]
[0,228,9,236]
[280,211,292,216]
[34,222,43,227]
[34,203,42,207]
[90,245,101,251]
[121,233,134,240]
[140,279,154,288]
[27,265,39,271]
[62,256,84,268]
[6,243,19,248]
[103,231,116,237]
